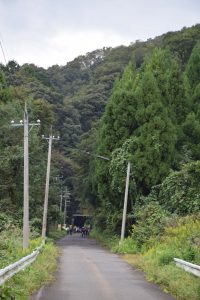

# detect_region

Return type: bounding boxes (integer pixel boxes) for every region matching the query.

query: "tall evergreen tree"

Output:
[95,62,137,207]
[145,48,187,123]
[185,41,200,91]
[133,69,177,193]
[98,62,137,153]
[182,41,200,160]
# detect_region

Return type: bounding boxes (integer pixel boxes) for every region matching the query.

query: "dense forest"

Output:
[0,23,200,236]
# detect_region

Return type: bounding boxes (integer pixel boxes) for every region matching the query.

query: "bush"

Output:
[157,161,200,215]
[131,202,168,249]
[112,237,138,254]
[157,249,175,266]
[0,225,42,269]
[124,214,200,300]
[0,213,16,232]
[47,228,67,241]
[0,241,59,299]
[90,228,119,249]
[94,209,122,234]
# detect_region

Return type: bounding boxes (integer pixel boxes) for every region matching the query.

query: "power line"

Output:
[66,146,110,161]
[0,39,7,65]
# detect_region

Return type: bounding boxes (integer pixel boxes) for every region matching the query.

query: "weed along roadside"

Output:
[91,213,200,300]
[0,229,66,299]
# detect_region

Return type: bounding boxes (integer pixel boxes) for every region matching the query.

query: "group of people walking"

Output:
[63,224,90,237]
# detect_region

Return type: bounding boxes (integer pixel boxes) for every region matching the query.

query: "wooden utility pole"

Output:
[121,161,131,241]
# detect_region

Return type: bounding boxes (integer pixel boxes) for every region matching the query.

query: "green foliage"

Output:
[0,241,59,300]
[0,72,11,104]
[132,65,177,192]
[98,62,137,151]
[143,214,200,266]
[0,24,200,299]
[185,40,200,91]
[90,228,119,249]
[1,24,200,240]
[181,41,200,160]
[112,237,138,254]
[0,285,17,299]
[137,260,200,300]
[95,214,200,300]
[155,161,200,214]
[0,76,62,229]
[93,208,123,235]
[47,229,67,241]
[131,203,169,249]
[94,62,137,210]
[0,213,16,232]
[0,224,42,269]
[95,48,178,213]
[162,24,200,65]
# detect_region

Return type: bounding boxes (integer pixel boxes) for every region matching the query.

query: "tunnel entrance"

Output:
[72,214,91,228]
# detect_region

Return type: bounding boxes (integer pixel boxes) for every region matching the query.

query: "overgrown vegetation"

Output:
[0,24,199,226]
[0,24,200,299]
[0,241,59,299]
[92,212,200,300]
[0,223,66,299]
[47,228,67,240]
[0,213,42,269]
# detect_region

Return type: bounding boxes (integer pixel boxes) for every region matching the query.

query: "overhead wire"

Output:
[0,32,8,65]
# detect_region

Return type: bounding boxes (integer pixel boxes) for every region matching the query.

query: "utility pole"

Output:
[11,103,40,249]
[63,188,70,226]
[55,176,63,213]
[79,150,131,241]
[63,196,67,226]
[23,104,29,250]
[42,127,59,239]
[121,161,131,241]
[60,190,63,213]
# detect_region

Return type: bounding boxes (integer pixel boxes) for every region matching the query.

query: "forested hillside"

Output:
[0,24,200,234]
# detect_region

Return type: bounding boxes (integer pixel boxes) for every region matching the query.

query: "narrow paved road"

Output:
[33,234,174,300]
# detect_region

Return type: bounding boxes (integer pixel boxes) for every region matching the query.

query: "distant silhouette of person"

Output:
[69,225,73,235]
[81,227,87,238]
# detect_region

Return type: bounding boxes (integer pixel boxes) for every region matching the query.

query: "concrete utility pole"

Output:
[42,127,59,239]
[60,191,63,213]
[11,103,40,249]
[81,150,131,241]
[63,189,70,226]
[121,161,131,241]
[63,196,67,226]
[23,105,29,250]
[55,176,63,213]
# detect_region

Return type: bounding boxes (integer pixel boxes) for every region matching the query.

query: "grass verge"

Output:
[123,253,200,300]
[91,215,200,300]
[0,229,67,299]
[47,228,67,241]
[90,228,119,249]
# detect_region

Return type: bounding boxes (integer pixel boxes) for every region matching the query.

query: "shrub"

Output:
[131,202,168,249]
[157,161,200,215]
[0,213,16,232]
[112,237,138,254]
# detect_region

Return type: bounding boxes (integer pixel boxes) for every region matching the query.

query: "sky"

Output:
[0,0,199,69]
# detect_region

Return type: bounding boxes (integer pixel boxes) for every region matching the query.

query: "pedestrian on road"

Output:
[69,224,73,235]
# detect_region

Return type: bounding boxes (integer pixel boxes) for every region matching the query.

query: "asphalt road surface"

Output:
[33,234,175,300]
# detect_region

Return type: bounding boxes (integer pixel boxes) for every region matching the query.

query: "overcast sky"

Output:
[0,0,199,68]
